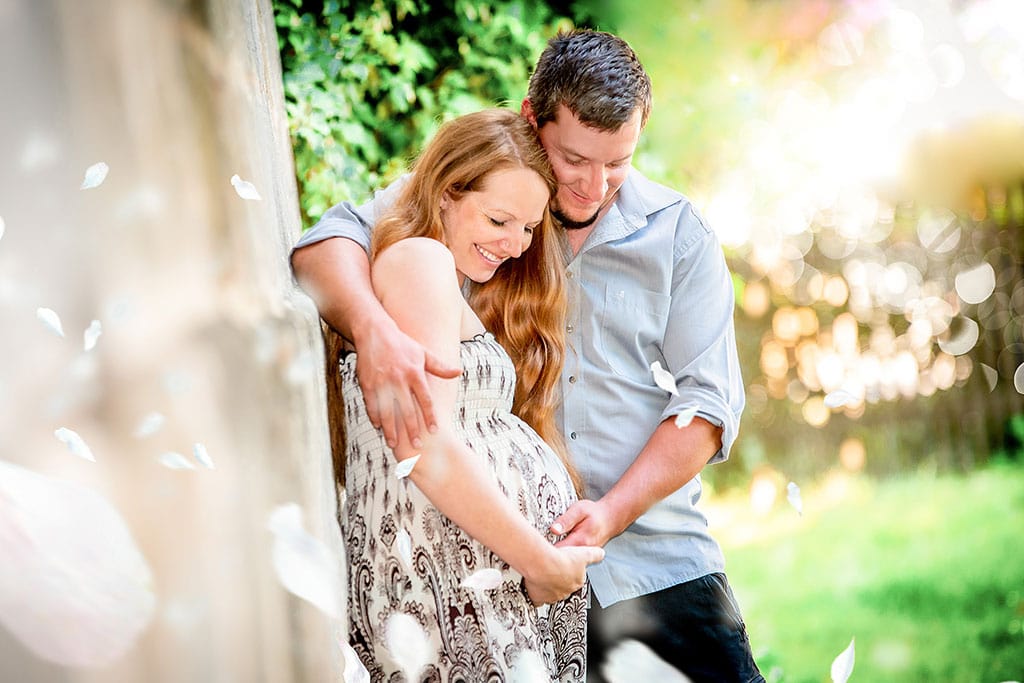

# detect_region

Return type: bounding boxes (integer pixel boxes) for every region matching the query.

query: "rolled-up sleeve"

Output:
[290,176,408,258]
[659,204,745,463]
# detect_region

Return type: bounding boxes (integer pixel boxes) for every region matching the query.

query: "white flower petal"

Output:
[395,454,421,479]
[81,162,109,190]
[509,650,548,683]
[20,133,60,171]
[267,503,341,618]
[0,215,5,241]
[824,389,856,409]
[36,307,64,337]
[461,568,502,592]
[396,528,413,572]
[158,452,195,470]
[192,443,215,469]
[133,412,165,438]
[937,317,979,356]
[981,363,998,392]
[0,459,155,667]
[339,637,370,683]
[384,612,431,682]
[54,427,95,462]
[83,319,102,352]
[1014,364,1024,395]
[673,406,699,428]
[830,637,856,683]
[230,174,262,201]
[602,639,690,683]
[649,361,679,396]
[786,481,803,516]
[954,262,995,304]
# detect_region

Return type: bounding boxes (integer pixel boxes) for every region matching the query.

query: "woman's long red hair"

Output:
[371,109,580,494]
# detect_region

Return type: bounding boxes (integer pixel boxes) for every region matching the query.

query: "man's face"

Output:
[532,103,643,229]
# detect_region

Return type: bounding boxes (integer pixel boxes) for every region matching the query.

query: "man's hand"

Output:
[549,499,623,549]
[356,319,461,448]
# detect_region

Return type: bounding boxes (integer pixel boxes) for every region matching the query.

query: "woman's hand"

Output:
[522,544,605,605]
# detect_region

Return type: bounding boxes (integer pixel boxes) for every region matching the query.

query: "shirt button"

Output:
[567,324,574,334]
[567,271,575,279]
[568,375,577,384]
[570,432,578,440]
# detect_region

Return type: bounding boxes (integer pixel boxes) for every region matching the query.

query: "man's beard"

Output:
[552,207,600,230]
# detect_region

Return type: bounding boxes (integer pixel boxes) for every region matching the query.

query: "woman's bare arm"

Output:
[371,237,603,603]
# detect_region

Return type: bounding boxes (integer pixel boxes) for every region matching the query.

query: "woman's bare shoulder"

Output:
[371,237,459,305]
[373,237,454,279]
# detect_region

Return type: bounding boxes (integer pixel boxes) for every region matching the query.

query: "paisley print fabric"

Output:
[340,332,587,682]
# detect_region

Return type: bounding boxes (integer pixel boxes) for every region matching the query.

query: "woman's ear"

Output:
[439,190,452,211]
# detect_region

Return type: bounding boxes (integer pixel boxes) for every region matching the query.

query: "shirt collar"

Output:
[581,169,684,249]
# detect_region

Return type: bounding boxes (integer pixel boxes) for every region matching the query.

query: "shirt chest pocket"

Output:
[598,285,671,379]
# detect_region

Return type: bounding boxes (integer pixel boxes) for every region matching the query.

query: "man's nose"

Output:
[583,164,608,201]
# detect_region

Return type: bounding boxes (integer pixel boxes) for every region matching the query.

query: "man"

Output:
[292,29,762,683]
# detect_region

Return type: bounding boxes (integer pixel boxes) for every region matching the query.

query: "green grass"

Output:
[713,466,1024,682]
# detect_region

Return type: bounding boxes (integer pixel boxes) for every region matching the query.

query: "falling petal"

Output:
[20,133,59,170]
[133,412,165,438]
[267,503,342,618]
[509,650,548,683]
[673,406,699,428]
[36,307,64,337]
[602,639,690,683]
[937,317,979,356]
[230,174,262,201]
[649,361,679,396]
[786,482,803,515]
[824,389,856,409]
[83,319,102,352]
[54,427,96,462]
[954,263,996,304]
[981,363,998,392]
[1014,364,1024,394]
[285,350,315,385]
[830,638,856,683]
[396,528,413,572]
[158,452,195,470]
[384,612,431,683]
[192,443,215,469]
[80,162,109,190]
[0,459,156,667]
[339,637,370,683]
[461,568,502,592]
[395,454,421,479]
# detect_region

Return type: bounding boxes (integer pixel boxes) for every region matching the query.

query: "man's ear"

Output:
[521,98,538,129]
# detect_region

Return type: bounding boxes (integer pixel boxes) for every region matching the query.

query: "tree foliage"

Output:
[273,0,598,223]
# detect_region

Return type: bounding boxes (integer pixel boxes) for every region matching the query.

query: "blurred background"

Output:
[1,0,1021,681]
[274,0,1024,680]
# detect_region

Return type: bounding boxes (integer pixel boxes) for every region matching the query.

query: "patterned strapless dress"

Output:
[340,332,587,682]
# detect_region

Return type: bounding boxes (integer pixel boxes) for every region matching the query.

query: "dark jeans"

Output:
[587,573,765,683]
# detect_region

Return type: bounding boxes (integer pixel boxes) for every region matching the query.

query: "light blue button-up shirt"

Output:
[293,168,745,607]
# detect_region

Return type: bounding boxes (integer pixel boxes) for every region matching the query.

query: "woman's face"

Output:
[441,167,549,285]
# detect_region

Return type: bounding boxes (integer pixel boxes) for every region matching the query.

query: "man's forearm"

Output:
[600,417,722,537]
[292,237,383,342]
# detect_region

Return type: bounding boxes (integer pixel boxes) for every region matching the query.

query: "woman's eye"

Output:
[524,226,535,235]
[488,216,506,227]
